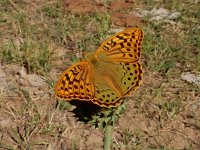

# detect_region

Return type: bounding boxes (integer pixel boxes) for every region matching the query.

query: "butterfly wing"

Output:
[55,62,95,101]
[89,28,144,107]
[118,61,143,96]
[95,28,144,63]
[91,69,122,108]
[90,61,143,108]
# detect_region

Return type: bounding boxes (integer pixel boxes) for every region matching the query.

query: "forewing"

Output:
[96,28,144,63]
[55,62,95,101]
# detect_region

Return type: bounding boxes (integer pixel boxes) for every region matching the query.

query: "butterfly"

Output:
[55,28,144,108]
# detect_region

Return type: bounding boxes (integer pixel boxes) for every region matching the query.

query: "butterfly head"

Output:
[84,52,102,68]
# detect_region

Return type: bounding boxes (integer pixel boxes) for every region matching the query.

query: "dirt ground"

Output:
[0,0,200,149]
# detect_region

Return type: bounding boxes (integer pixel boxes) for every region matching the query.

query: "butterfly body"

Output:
[55,28,144,108]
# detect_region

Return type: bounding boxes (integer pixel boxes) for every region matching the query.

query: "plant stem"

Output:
[103,123,113,150]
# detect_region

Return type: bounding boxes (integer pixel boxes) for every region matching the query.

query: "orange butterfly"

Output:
[55,28,144,108]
